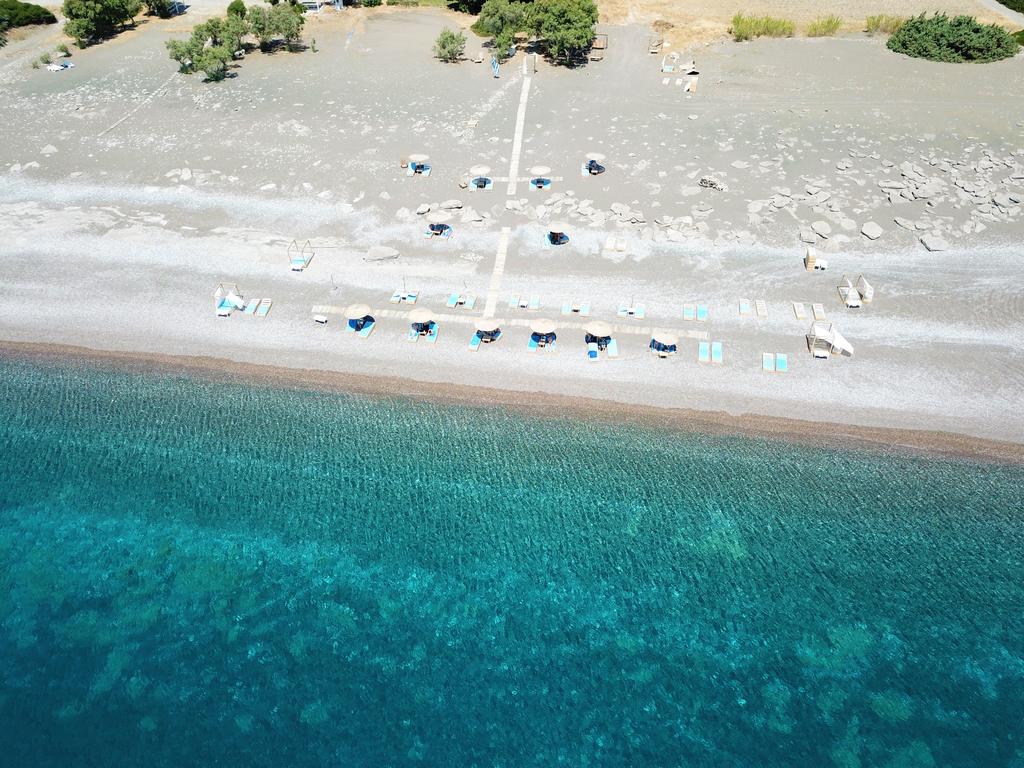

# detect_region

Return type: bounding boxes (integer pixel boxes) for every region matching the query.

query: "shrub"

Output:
[451,0,483,11]
[1014,29,1024,45]
[887,13,1020,63]
[0,0,57,26]
[39,50,51,62]
[730,13,795,41]
[145,0,174,17]
[996,0,1024,12]
[807,15,842,37]
[57,41,70,54]
[227,0,245,15]
[866,14,905,35]
[361,0,381,6]
[388,0,419,5]
[433,26,465,61]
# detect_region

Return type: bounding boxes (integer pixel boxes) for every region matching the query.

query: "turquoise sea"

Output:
[0,353,1022,767]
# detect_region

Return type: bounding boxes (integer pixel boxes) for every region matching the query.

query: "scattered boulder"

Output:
[920,234,949,252]
[415,203,431,215]
[811,220,832,238]
[439,199,463,210]
[698,176,726,191]
[861,221,884,240]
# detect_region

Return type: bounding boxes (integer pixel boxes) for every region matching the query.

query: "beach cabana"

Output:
[529,165,552,190]
[345,303,375,337]
[469,164,493,190]
[546,221,569,246]
[528,318,557,351]
[584,320,613,352]
[649,330,678,357]
[408,307,438,343]
[837,275,863,308]
[583,152,606,176]
[214,283,245,317]
[287,239,314,272]
[804,245,828,272]
[407,153,431,176]
[425,210,453,239]
[855,274,874,303]
[806,321,854,359]
[470,318,502,350]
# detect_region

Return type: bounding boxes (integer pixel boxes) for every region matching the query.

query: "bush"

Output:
[433,26,465,60]
[63,0,142,46]
[730,13,795,41]
[865,14,904,35]
[361,0,381,6]
[451,0,483,11]
[145,0,174,17]
[532,0,597,61]
[887,13,1020,63]
[57,41,70,54]
[388,0,418,5]
[39,50,51,62]
[1014,29,1024,45]
[996,0,1024,12]
[227,0,245,15]
[0,0,57,26]
[807,15,842,37]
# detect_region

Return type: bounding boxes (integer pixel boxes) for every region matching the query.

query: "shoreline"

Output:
[4,339,1022,465]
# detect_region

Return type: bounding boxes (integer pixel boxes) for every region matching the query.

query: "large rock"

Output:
[861,221,884,240]
[439,199,463,210]
[894,216,916,230]
[811,220,832,238]
[415,203,431,215]
[920,235,949,252]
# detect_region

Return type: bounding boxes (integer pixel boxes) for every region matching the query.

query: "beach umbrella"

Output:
[651,330,678,346]
[584,320,613,338]
[345,303,372,320]
[366,245,399,260]
[548,220,569,234]
[529,165,552,177]
[409,308,434,325]
[530,318,557,335]
[408,153,430,163]
[469,164,491,177]
[475,317,501,333]
[427,210,452,224]
[585,152,606,162]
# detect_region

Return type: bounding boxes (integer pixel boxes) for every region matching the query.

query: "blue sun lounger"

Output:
[698,341,710,363]
[425,323,439,344]
[528,295,540,310]
[407,326,421,343]
[254,299,272,318]
[446,293,460,308]
[561,302,572,316]
[587,342,599,361]
[762,353,776,372]
[607,338,619,358]
[406,164,431,177]
[468,333,482,351]
[579,303,591,316]
[463,295,477,310]
[508,295,520,309]
[775,353,788,372]
[683,304,695,321]
[357,320,375,338]
[527,336,539,353]
[711,341,723,364]
[696,304,709,322]
[242,299,260,316]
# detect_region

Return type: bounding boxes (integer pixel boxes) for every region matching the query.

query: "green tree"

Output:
[62,0,142,46]
[145,0,174,17]
[478,0,525,60]
[532,0,595,61]
[433,27,465,62]
[227,0,245,16]
[247,2,303,50]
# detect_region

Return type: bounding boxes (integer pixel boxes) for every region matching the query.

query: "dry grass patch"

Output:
[730,13,795,40]
[865,14,906,34]
[807,15,843,36]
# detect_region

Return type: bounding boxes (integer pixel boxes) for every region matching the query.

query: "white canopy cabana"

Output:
[584,320,613,339]
[806,321,854,359]
[345,303,372,320]
[530,318,557,335]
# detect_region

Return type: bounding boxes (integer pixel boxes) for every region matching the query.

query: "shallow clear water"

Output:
[1,354,1022,767]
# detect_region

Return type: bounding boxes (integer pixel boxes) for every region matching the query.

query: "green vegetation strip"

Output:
[887,13,1020,63]
[730,13,795,41]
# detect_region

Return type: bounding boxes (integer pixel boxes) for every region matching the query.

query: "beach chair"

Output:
[838,277,862,308]
[812,303,826,321]
[587,342,599,361]
[711,342,723,364]
[407,327,420,343]
[216,299,234,317]
[313,314,328,325]
[464,295,477,310]
[390,290,403,304]
[607,338,619,358]
[739,298,753,318]
[617,305,628,318]
[696,304,709,322]
[579,303,591,316]
[561,302,572,316]
[698,341,710,363]
[762,353,776,372]
[243,298,260,316]
[255,299,272,318]
[755,300,768,319]
[634,304,646,320]
[856,275,874,303]
[527,336,539,353]
[775,353,789,372]
[357,320,375,338]
[405,292,419,304]
[508,295,520,309]
[446,293,460,308]
[468,333,482,351]
[683,304,696,321]
[792,302,807,320]
[425,323,439,344]
[527,295,540,311]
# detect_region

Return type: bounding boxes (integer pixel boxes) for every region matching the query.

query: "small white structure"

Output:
[804,246,828,272]
[806,321,854,359]
[856,274,874,303]
[837,275,863,308]
[214,283,245,317]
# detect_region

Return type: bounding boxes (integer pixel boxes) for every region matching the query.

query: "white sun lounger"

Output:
[762,353,775,372]
[755,300,768,319]
[792,302,807,320]
[255,299,272,318]
[711,342,722,364]
[812,303,827,320]
[739,298,753,318]
[698,342,710,363]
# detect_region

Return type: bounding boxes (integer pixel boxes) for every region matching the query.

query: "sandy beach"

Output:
[2,9,1023,447]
